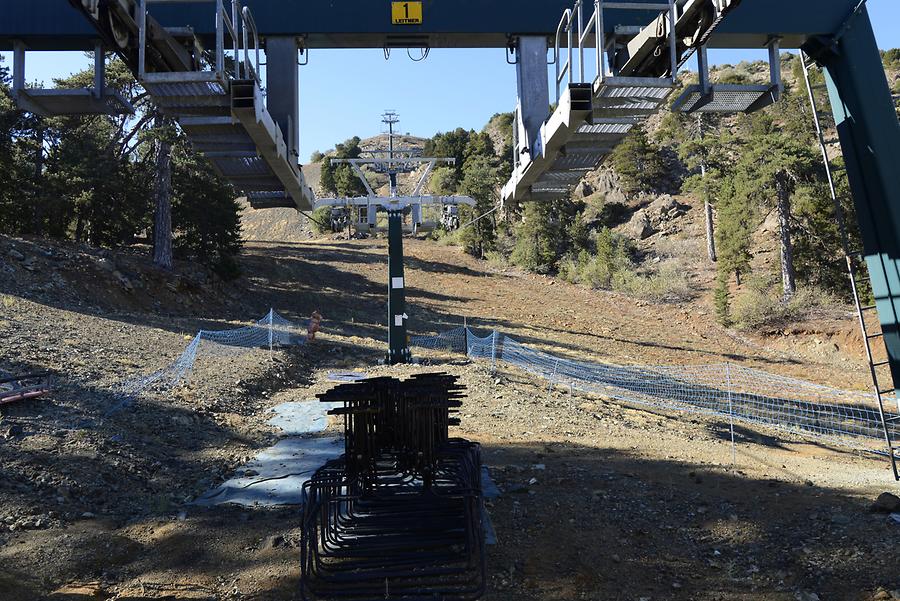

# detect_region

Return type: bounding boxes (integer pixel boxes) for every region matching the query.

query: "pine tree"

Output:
[320,136,367,197]
[170,138,242,277]
[424,128,471,180]
[609,125,666,195]
[151,118,176,269]
[428,165,456,195]
[152,135,173,268]
[714,176,754,286]
[457,156,498,258]
[678,113,730,263]
[509,198,581,274]
[732,106,817,300]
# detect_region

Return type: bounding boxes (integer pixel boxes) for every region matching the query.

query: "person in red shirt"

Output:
[307,310,322,341]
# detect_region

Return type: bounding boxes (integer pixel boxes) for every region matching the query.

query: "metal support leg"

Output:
[266,37,300,163]
[10,40,40,114]
[515,36,550,158]
[411,203,422,234]
[697,45,710,94]
[93,42,104,99]
[12,40,25,96]
[805,9,900,394]
[387,209,410,364]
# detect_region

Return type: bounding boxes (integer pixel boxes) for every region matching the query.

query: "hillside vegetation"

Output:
[3,50,898,334]
[0,56,242,278]
[362,51,900,335]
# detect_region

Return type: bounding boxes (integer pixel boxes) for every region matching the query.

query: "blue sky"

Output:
[3,0,898,163]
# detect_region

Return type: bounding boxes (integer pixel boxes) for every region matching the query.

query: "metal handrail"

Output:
[241,5,261,82]
[511,105,518,169]
[217,0,240,79]
[138,0,260,85]
[230,0,241,77]
[576,0,602,85]
[553,0,679,102]
[554,8,573,101]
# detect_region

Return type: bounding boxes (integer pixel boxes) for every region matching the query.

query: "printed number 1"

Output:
[403,3,410,18]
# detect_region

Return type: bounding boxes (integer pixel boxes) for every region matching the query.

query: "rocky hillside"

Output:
[241,53,900,314]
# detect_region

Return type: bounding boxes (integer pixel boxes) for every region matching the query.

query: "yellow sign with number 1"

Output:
[392,1,423,25]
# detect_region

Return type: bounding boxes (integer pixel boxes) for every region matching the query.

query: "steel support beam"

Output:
[515,36,550,158]
[2,0,865,51]
[805,6,900,399]
[265,36,300,163]
[387,209,410,365]
[92,41,103,97]
[12,40,25,93]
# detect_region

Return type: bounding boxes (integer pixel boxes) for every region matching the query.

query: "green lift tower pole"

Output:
[805,5,900,401]
[383,111,411,364]
[387,206,410,364]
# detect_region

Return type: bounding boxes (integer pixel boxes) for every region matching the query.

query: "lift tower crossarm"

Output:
[314,195,476,209]
[328,157,457,200]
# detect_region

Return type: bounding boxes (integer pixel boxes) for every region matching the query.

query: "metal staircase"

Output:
[801,51,900,480]
[136,0,314,210]
[502,0,741,205]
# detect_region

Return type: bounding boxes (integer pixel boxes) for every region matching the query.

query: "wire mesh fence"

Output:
[410,326,900,447]
[110,309,306,414]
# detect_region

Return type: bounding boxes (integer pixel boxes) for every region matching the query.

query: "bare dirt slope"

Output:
[238,200,315,244]
[1,232,898,601]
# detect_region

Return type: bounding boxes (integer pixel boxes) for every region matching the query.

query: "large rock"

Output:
[870,492,900,513]
[646,194,687,225]
[648,194,677,214]
[573,181,593,199]
[626,210,655,240]
[112,270,134,292]
[590,167,627,204]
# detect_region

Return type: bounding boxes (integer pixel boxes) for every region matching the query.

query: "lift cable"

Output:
[459,205,499,230]
[299,209,330,230]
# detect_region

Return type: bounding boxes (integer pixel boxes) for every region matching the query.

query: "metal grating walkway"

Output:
[142,72,313,211]
[133,0,314,211]
[503,77,674,204]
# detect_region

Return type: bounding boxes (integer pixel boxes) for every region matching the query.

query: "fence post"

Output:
[726,362,736,469]
[490,331,497,372]
[547,357,559,398]
[547,357,560,395]
[268,308,274,359]
[463,317,469,357]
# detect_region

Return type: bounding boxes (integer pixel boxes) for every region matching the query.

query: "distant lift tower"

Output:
[315,112,475,364]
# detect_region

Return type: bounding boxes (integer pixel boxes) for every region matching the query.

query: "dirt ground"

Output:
[1,232,898,601]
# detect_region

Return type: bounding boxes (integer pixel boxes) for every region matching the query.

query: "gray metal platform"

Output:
[11,39,134,117]
[672,83,780,114]
[14,88,134,116]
